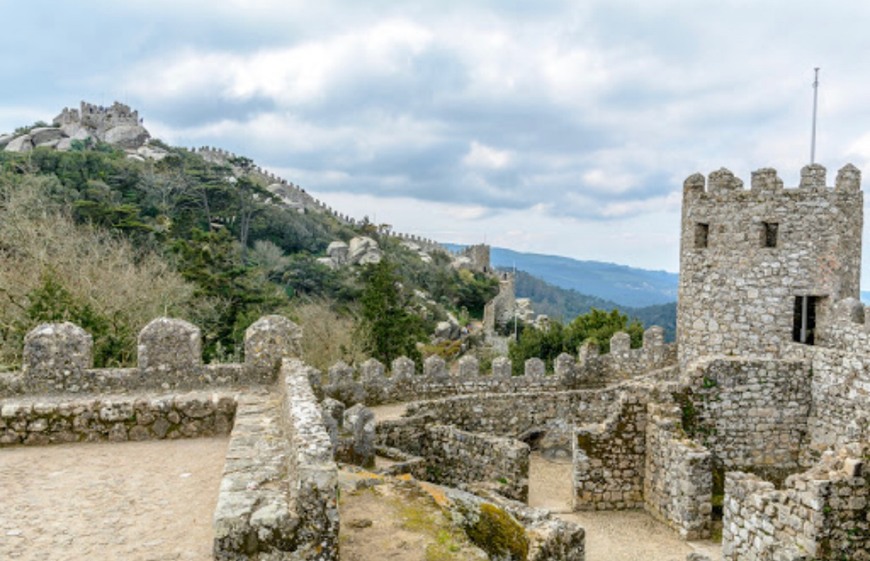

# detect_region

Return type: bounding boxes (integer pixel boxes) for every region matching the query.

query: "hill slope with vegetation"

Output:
[0,138,497,371]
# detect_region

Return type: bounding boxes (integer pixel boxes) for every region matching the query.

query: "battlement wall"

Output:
[678,164,863,365]
[321,326,676,406]
[193,146,446,253]
[0,315,301,397]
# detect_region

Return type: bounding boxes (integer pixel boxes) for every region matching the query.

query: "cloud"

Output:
[463,141,512,170]
[5,1,870,276]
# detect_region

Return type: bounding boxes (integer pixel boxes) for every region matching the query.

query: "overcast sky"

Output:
[3,0,870,281]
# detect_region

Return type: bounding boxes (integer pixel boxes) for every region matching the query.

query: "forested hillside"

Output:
[513,270,676,341]
[0,140,497,371]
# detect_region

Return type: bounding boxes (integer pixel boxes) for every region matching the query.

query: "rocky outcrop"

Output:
[319,236,383,269]
[3,101,153,155]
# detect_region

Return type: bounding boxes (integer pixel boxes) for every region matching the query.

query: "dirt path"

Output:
[369,403,409,422]
[0,437,229,561]
[528,453,721,561]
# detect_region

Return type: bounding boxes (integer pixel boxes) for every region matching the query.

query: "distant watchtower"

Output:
[677,164,863,365]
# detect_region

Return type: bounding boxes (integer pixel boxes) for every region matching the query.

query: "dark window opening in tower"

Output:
[695,223,709,249]
[763,222,779,248]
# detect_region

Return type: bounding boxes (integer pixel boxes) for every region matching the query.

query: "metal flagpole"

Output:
[811,68,820,164]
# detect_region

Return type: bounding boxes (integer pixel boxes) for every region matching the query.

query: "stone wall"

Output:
[0,391,236,446]
[0,315,301,397]
[404,387,621,439]
[280,359,340,559]
[677,165,863,365]
[722,444,868,561]
[573,393,648,510]
[376,415,530,502]
[214,359,339,561]
[643,402,712,540]
[807,346,870,459]
[321,329,676,407]
[681,357,812,473]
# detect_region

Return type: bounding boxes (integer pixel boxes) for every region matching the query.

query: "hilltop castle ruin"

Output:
[0,163,867,561]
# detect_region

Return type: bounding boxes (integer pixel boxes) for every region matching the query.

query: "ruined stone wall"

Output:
[722,444,868,561]
[321,328,676,407]
[0,391,236,446]
[643,403,712,540]
[677,164,863,365]
[0,315,301,397]
[280,359,340,559]
[214,359,339,561]
[573,394,648,510]
[404,387,621,438]
[806,346,870,459]
[682,357,812,473]
[376,415,530,502]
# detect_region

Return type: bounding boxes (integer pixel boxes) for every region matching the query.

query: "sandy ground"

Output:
[369,403,409,422]
[0,438,229,561]
[528,452,722,561]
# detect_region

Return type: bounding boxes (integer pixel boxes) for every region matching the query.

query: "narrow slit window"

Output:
[694,222,709,249]
[763,222,778,248]
[793,295,818,345]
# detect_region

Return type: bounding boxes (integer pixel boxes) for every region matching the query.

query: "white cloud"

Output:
[463,141,512,170]
[125,19,434,105]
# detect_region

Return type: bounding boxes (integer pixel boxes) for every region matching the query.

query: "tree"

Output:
[357,260,425,364]
[507,308,644,375]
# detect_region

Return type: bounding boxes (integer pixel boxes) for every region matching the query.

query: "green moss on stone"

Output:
[465,503,529,561]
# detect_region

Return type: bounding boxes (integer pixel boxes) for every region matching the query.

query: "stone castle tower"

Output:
[677,163,863,364]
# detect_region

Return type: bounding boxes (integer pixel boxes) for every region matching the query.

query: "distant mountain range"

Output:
[444,244,678,340]
[446,244,679,308]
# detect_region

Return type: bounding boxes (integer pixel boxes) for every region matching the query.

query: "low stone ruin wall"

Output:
[573,393,648,510]
[404,387,622,439]
[377,415,530,502]
[0,315,301,397]
[643,402,712,540]
[681,357,812,473]
[214,359,339,561]
[281,359,340,558]
[0,390,236,446]
[722,444,868,561]
[807,346,870,459]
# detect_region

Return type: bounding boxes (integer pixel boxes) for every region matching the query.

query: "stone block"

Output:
[137,318,201,378]
[244,315,302,382]
[22,322,93,392]
[424,355,448,381]
[457,355,479,378]
[524,358,545,377]
[492,356,511,378]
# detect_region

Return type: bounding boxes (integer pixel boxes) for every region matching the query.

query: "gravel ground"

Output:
[0,438,229,561]
[529,452,722,561]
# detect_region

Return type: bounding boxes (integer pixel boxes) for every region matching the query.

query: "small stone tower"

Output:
[677,164,863,364]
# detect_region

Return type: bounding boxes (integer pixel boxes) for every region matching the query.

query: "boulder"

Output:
[29,127,64,145]
[356,247,383,265]
[4,134,33,152]
[0,133,12,148]
[103,124,150,149]
[348,236,378,264]
[452,256,473,270]
[136,145,168,161]
[316,256,338,270]
[326,241,349,265]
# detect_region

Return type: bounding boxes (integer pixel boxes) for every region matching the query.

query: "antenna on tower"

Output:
[811,67,820,164]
